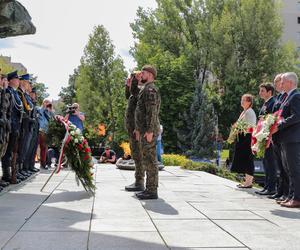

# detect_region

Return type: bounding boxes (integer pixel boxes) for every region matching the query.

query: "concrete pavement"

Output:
[0,165,300,250]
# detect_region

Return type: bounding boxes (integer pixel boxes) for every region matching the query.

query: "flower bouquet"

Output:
[251,111,282,158]
[46,115,95,194]
[227,119,252,144]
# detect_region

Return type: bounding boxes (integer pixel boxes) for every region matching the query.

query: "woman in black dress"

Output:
[231,94,257,188]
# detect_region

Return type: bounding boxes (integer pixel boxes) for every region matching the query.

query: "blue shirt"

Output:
[68,112,84,132]
[38,107,53,133]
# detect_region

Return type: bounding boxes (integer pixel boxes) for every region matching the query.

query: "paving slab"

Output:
[3,231,89,250]
[153,219,244,248]
[0,164,300,250]
[88,232,168,250]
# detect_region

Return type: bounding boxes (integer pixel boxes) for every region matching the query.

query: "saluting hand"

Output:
[134,130,140,141]
[144,132,153,143]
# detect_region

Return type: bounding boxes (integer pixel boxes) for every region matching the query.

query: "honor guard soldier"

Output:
[17,74,35,177]
[23,86,40,173]
[0,74,11,190]
[124,71,145,192]
[1,71,24,184]
[134,65,161,200]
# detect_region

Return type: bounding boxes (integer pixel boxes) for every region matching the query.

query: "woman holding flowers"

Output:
[231,94,257,188]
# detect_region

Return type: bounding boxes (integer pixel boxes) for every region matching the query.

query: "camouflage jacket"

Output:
[125,78,140,133]
[135,81,160,136]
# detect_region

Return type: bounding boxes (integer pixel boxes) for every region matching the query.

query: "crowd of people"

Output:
[0,70,47,192]
[231,72,300,208]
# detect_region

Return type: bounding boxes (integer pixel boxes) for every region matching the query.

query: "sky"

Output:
[0,0,157,99]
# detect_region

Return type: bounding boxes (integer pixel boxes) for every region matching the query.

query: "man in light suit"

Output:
[274,72,300,208]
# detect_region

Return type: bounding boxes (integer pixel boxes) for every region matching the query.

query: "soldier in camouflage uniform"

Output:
[124,71,145,192]
[134,65,161,200]
[0,74,11,190]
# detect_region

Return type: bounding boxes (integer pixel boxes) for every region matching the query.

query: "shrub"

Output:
[162,154,190,166]
[162,154,251,185]
[182,160,217,174]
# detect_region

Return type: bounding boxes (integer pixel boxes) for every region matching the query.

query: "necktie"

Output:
[281,92,288,102]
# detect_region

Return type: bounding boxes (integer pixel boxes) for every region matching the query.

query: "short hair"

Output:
[43,98,51,104]
[259,82,275,95]
[242,94,254,107]
[283,72,298,87]
[73,103,79,108]
[274,74,282,83]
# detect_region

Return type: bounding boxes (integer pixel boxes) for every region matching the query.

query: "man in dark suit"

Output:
[255,82,277,196]
[268,74,289,202]
[274,72,300,208]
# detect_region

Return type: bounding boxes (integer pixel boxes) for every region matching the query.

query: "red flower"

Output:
[85,147,91,153]
[78,144,83,150]
[84,154,90,161]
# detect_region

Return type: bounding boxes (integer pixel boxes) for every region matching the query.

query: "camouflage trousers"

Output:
[128,132,144,184]
[139,135,159,193]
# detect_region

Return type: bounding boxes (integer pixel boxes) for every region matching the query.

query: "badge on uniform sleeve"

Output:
[147,88,157,104]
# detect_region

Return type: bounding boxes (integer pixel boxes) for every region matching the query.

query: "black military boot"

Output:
[0,180,10,187]
[136,190,158,200]
[125,181,145,192]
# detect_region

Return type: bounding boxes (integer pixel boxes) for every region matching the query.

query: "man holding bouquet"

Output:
[255,83,276,196]
[274,72,300,208]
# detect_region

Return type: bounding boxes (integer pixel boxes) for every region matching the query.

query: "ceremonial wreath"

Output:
[46,115,95,194]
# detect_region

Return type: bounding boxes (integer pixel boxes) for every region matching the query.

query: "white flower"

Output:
[70,131,75,136]
[264,115,275,127]
[251,143,259,152]
[255,130,269,142]
[74,138,79,143]
[76,128,81,135]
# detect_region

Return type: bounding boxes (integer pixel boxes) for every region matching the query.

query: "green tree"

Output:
[0,57,14,74]
[75,25,127,143]
[132,0,299,154]
[59,68,78,107]
[31,78,49,106]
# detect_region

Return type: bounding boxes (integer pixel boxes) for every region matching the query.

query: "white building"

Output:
[281,0,300,49]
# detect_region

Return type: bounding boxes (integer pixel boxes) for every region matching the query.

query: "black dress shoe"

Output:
[136,190,158,200]
[29,167,39,173]
[258,190,276,196]
[276,195,287,203]
[0,181,9,187]
[16,173,26,181]
[20,171,30,177]
[268,193,282,199]
[255,188,266,195]
[125,182,145,192]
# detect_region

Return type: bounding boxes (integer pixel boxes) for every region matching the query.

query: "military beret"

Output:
[7,70,19,81]
[20,74,30,81]
[142,65,157,79]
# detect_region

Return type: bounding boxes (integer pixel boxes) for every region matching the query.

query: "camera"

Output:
[66,105,76,114]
